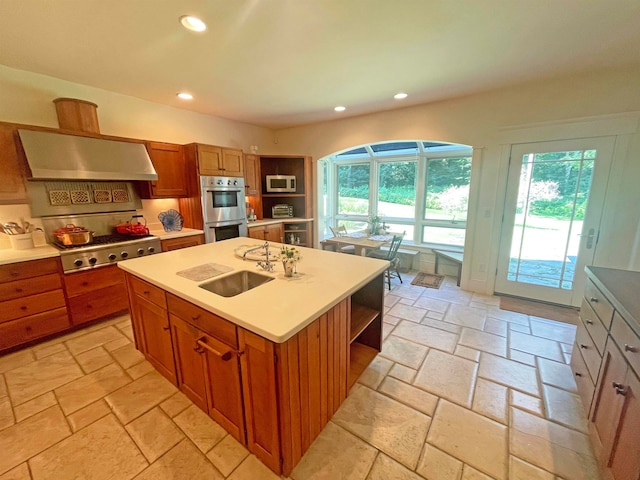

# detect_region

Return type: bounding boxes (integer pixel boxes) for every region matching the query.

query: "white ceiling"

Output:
[1,0,639,129]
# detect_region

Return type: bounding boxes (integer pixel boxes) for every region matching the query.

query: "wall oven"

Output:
[201,176,248,243]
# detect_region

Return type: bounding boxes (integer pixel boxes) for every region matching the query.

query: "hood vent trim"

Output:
[19,129,158,181]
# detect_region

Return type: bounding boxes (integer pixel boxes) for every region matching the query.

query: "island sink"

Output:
[199,270,273,297]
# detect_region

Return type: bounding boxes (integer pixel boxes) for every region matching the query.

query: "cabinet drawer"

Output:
[167,294,237,347]
[0,289,67,323]
[584,279,614,329]
[68,283,129,325]
[128,275,167,309]
[575,320,603,383]
[0,273,62,301]
[64,265,125,296]
[570,342,596,413]
[611,312,640,378]
[0,257,60,283]
[0,307,70,350]
[579,298,608,355]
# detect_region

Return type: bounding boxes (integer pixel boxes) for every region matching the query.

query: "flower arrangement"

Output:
[367,214,384,235]
[279,246,302,276]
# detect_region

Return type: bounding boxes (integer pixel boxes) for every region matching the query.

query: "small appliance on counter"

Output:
[272,204,294,218]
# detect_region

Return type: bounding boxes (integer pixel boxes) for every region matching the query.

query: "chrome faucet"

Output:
[243,241,274,272]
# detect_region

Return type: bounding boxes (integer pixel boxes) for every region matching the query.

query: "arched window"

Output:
[323,140,472,247]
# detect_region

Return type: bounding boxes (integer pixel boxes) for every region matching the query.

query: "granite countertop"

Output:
[586,266,640,336]
[118,236,387,343]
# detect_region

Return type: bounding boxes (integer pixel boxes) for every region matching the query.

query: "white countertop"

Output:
[0,244,60,265]
[148,227,204,240]
[118,237,388,343]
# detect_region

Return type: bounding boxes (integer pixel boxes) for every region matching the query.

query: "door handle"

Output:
[577,228,596,249]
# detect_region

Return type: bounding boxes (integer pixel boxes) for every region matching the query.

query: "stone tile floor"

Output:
[0,273,602,480]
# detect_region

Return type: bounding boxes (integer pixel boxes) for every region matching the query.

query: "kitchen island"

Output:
[118,237,388,476]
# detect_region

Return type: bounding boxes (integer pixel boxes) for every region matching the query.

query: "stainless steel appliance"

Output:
[41,212,161,273]
[272,204,294,218]
[200,176,248,243]
[265,175,296,193]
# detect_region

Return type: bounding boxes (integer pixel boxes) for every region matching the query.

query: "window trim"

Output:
[329,144,472,248]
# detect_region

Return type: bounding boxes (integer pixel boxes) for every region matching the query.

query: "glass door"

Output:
[495,137,614,306]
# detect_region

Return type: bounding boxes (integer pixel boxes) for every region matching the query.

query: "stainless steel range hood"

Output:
[19,129,157,181]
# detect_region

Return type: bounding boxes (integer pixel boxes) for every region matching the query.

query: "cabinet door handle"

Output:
[195,337,232,361]
[612,382,628,396]
[590,297,599,303]
[624,344,637,353]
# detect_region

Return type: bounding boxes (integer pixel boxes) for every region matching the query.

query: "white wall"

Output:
[272,65,640,294]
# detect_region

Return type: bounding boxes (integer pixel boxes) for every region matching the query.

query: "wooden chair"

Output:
[329,225,356,254]
[367,232,405,289]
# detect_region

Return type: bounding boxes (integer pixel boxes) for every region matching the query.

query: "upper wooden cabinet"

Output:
[139,142,188,198]
[0,123,29,204]
[192,144,244,177]
[243,154,261,196]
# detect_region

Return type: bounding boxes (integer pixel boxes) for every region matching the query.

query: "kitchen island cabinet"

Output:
[119,237,387,476]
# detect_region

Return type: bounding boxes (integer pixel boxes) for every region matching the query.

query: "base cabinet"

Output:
[124,271,383,477]
[574,268,640,480]
[127,275,177,384]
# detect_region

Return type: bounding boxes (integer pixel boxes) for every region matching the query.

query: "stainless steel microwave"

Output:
[266,175,296,193]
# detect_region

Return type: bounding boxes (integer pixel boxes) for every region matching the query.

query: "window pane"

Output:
[378,161,416,219]
[425,157,471,222]
[423,226,466,246]
[338,164,369,215]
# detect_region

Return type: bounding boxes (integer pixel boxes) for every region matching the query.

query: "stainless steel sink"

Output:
[199,270,274,297]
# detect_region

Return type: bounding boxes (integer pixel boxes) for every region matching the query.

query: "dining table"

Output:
[323,232,394,256]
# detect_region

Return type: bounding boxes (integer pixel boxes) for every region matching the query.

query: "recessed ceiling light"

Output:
[334,106,346,112]
[394,92,408,100]
[177,92,193,100]
[179,15,207,32]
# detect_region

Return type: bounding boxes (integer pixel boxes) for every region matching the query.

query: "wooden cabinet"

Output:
[248,223,283,243]
[0,123,29,204]
[243,154,261,196]
[0,257,70,351]
[127,274,176,384]
[167,294,245,444]
[161,234,205,252]
[192,144,244,177]
[139,142,188,198]
[125,271,383,477]
[64,265,128,325]
[574,267,640,480]
[283,221,312,247]
[591,342,640,480]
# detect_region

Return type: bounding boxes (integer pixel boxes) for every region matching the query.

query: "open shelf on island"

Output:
[347,273,384,390]
[349,343,379,389]
[350,303,379,343]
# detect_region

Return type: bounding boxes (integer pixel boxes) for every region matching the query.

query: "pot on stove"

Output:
[54,224,94,246]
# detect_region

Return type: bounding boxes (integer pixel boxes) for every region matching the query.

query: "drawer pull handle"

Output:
[590,297,599,303]
[194,337,232,361]
[585,320,593,325]
[579,344,588,349]
[624,344,637,353]
[575,372,583,377]
[612,382,628,396]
